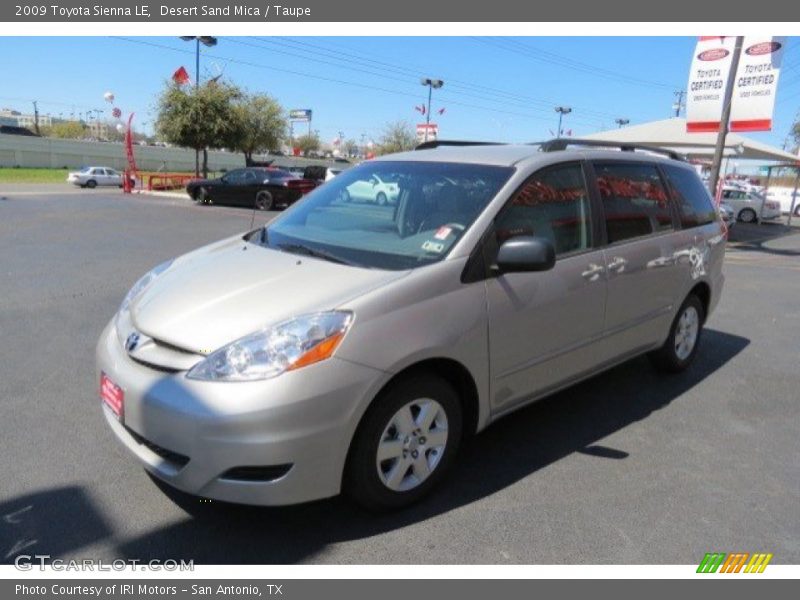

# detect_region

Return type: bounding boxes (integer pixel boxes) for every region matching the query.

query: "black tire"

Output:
[86,179,97,189]
[344,373,463,512]
[376,191,388,206]
[738,208,757,223]
[193,187,209,204]
[255,191,273,211]
[649,294,705,373]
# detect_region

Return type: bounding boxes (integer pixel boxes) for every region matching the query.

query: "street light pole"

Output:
[708,36,745,203]
[179,36,218,177]
[420,78,444,142]
[555,106,572,138]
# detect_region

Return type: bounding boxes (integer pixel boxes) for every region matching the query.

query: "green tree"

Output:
[294,133,321,155]
[343,138,359,157]
[155,81,242,176]
[49,121,87,139]
[377,120,416,155]
[232,93,287,163]
[791,120,800,153]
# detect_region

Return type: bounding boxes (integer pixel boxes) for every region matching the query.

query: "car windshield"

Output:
[252,160,514,270]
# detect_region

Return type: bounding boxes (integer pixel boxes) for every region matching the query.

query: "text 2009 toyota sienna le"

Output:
[97,140,725,510]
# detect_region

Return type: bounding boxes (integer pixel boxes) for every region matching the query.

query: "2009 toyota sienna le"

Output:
[97,140,725,510]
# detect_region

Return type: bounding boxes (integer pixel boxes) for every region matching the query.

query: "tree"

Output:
[376,120,416,155]
[791,120,800,153]
[294,133,321,155]
[232,93,287,163]
[49,121,87,139]
[155,81,242,176]
[343,138,359,157]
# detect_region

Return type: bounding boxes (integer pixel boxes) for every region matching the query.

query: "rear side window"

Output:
[495,163,592,256]
[594,163,673,244]
[663,165,717,228]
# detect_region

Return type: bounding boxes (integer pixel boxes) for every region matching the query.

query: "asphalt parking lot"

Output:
[1,185,798,565]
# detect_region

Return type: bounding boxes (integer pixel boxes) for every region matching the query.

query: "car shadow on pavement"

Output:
[106,327,749,564]
[728,221,800,256]
[0,486,114,565]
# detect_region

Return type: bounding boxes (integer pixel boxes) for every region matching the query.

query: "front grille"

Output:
[219,464,292,482]
[125,426,190,469]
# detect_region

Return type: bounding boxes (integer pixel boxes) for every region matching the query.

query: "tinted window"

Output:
[594,163,673,243]
[664,165,717,228]
[224,170,245,184]
[495,163,592,256]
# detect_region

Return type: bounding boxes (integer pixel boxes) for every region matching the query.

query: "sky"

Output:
[2,36,800,152]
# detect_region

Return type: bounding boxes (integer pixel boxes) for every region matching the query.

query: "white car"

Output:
[342,173,400,205]
[721,187,781,223]
[67,166,124,188]
[766,186,800,216]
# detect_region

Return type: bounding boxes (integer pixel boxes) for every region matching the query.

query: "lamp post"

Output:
[179,36,218,177]
[555,106,572,138]
[421,78,444,142]
[615,118,630,128]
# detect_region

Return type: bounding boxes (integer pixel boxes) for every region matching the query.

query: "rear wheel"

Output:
[376,191,388,206]
[255,190,273,211]
[86,179,97,189]
[344,373,462,511]
[739,208,757,223]
[649,294,705,373]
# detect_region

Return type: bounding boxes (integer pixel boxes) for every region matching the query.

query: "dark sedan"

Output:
[186,168,317,211]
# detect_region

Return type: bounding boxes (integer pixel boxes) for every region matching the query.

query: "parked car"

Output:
[185,167,316,210]
[766,186,800,216]
[721,186,781,223]
[340,172,400,204]
[98,140,725,511]
[67,166,124,188]
[719,202,736,230]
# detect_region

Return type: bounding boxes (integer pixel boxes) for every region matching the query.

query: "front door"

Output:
[486,162,608,414]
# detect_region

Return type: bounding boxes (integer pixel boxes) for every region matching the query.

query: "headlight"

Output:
[187,311,353,382]
[115,259,174,346]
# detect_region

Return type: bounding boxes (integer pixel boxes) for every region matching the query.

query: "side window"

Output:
[594,162,673,244]
[663,164,717,228]
[494,163,592,256]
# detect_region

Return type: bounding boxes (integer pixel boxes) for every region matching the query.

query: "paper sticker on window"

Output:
[422,240,445,253]
[434,226,453,240]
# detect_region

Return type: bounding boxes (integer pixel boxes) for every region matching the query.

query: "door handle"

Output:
[581,263,605,280]
[607,256,628,273]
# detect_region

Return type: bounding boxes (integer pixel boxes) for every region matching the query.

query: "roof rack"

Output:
[415,140,505,150]
[537,138,685,161]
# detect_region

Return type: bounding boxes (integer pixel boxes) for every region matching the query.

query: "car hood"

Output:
[130,235,409,353]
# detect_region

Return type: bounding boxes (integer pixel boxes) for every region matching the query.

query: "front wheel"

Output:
[85,180,97,189]
[344,373,462,511]
[376,191,388,206]
[649,294,705,373]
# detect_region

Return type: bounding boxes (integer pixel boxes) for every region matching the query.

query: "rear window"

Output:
[594,162,673,244]
[663,165,717,228]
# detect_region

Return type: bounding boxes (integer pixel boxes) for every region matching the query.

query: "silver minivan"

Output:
[97,140,725,510]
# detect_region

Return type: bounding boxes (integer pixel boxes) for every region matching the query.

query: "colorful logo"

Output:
[697,552,773,573]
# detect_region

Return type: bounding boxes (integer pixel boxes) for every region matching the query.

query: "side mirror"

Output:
[494,236,556,274]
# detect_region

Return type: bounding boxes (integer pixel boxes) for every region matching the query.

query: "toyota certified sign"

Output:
[687,36,786,133]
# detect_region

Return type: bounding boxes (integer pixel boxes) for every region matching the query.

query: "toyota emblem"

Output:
[125,332,140,352]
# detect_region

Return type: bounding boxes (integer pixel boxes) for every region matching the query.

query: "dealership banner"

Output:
[686,36,786,133]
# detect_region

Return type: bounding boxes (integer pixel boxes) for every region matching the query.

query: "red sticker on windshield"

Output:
[434,226,453,240]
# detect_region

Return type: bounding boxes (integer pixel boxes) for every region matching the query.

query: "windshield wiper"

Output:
[277,242,361,267]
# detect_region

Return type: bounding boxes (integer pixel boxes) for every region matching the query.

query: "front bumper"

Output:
[96,320,386,505]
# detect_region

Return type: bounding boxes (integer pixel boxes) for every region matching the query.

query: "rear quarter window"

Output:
[663,165,717,228]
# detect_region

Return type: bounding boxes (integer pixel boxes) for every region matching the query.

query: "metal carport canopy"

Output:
[583,117,799,162]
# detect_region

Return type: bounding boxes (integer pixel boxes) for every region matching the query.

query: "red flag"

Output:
[438,107,446,115]
[172,66,191,86]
